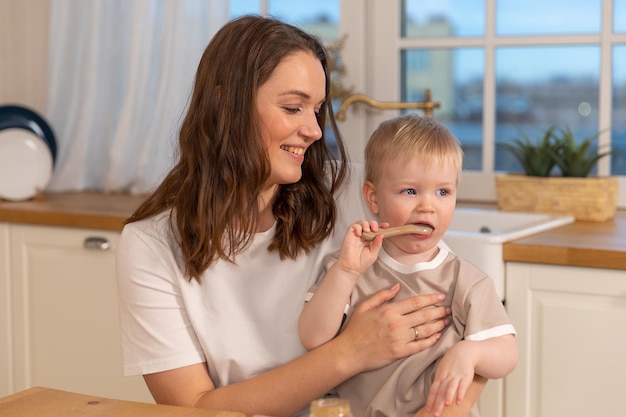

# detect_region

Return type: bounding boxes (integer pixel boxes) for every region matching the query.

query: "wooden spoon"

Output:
[361,224,433,241]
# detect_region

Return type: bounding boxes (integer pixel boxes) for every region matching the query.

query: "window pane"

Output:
[402,48,485,170]
[230,1,260,18]
[494,46,600,173]
[497,0,601,35]
[229,1,340,40]
[616,0,626,32]
[613,45,626,175]
[268,0,340,40]
[402,0,485,38]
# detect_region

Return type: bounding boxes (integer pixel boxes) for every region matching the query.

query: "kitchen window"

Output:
[371,0,626,206]
[236,0,626,207]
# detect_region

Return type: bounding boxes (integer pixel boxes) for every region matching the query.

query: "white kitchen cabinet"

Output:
[6,223,152,402]
[504,262,626,417]
[0,223,11,397]
[478,377,503,417]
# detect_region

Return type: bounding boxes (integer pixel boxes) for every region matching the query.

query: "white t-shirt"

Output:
[116,163,369,388]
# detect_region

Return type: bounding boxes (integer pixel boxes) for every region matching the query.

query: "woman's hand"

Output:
[335,283,451,374]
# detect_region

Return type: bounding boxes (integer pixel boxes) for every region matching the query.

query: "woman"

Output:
[116,15,484,417]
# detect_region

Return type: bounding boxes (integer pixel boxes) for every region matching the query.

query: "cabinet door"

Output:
[0,223,10,397]
[505,262,626,417]
[9,224,153,402]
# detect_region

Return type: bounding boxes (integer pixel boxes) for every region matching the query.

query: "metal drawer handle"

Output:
[83,237,111,251]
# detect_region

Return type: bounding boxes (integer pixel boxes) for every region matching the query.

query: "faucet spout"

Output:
[335,89,440,121]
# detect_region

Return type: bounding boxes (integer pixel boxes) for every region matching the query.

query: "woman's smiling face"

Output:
[256,51,326,189]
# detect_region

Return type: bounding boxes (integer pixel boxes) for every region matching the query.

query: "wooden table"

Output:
[0,387,248,417]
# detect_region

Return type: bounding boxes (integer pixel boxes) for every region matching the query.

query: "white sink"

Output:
[443,208,574,299]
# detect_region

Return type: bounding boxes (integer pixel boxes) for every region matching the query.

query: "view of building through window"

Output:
[401,0,625,175]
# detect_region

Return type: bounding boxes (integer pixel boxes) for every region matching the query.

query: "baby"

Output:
[299,114,518,417]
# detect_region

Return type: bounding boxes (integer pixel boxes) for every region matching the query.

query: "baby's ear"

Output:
[362,181,379,215]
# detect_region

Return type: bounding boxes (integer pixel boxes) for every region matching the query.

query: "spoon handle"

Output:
[362,224,433,241]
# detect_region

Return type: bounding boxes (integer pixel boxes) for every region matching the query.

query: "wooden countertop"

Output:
[1,192,625,269]
[503,212,626,270]
[0,192,146,231]
[0,386,248,417]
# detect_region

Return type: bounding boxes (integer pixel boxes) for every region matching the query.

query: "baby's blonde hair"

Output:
[364,114,463,184]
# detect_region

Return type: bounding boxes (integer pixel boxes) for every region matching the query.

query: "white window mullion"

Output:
[260,0,269,16]
[457,0,497,202]
[483,0,497,174]
[367,0,401,140]
[597,0,613,175]
[339,0,369,161]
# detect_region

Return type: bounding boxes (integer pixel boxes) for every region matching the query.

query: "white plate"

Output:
[0,128,53,201]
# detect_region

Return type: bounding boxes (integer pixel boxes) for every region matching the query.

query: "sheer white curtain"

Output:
[46,0,228,194]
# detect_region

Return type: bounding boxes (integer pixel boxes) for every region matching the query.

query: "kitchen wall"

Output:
[0,0,49,115]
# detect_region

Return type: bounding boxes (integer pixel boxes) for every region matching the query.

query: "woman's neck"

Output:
[256,185,278,232]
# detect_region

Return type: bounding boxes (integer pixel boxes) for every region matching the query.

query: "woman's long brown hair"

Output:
[125,15,349,281]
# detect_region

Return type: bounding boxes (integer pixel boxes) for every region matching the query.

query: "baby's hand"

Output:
[335,220,384,277]
[424,341,476,416]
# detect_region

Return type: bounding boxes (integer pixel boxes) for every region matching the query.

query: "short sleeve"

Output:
[116,218,205,376]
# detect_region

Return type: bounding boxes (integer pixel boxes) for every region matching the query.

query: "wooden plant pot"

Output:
[495,174,618,222]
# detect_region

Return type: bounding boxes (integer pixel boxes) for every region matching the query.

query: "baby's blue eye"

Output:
[402,188,417,195]
[437,189,449,197]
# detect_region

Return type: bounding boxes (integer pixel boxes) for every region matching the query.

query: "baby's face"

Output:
[365,156,457,263]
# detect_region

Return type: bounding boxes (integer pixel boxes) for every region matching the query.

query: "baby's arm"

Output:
[298,221,384,350]
[425,334,518,416]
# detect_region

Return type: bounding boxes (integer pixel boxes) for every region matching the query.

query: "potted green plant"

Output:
[550,126,614,177]
[497,125,561,177]
[495,125,618,222]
